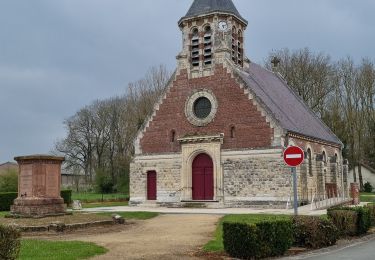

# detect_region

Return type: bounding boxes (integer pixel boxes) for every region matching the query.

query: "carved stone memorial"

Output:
[11,155,66,218]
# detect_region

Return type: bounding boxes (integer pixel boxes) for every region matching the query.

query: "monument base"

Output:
[10,198,67,218]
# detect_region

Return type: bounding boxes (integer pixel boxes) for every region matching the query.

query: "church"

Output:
[129,0,349,208]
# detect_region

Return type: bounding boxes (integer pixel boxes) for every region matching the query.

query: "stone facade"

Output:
[222,149,292,208]
[129,0,349,209]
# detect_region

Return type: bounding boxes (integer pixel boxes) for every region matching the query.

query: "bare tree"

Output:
[56,65,171,190]
[266,48,334,116]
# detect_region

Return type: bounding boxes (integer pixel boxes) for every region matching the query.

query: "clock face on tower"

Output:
[218,21,228,31]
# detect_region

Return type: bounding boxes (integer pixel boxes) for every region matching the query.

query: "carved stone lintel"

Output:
[178,133,224,144]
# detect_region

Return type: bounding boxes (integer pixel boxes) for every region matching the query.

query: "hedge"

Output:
[328,206,371,236]
[366,204,375,226]
[223,219,293,259]
[0,224,21,260]
[0,190,72,211]
[292,216,338,248]
[0,193,17,211]
[327,210,357,236]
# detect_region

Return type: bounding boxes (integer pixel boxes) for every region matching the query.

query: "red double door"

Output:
[192,153,214,201]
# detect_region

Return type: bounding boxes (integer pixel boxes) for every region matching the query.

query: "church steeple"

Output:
[177,0,249,77]
[179,0,247,26]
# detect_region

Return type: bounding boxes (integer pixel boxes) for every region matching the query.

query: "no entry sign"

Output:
[284,146,304,167]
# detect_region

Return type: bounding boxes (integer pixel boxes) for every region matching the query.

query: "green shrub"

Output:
[0,169,18,192]
[223,219,293,259]
[292,216,338,248]
[0,224,21,260]
[95,169,114,194]
[60,190,72,206]
[355,207,372,234]
[327,210,357,236]
[328,206,371,235]
[0,192,17,211]
[364,182,373,193]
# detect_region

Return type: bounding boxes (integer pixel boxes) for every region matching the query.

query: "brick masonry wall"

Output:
[140,65,274,154]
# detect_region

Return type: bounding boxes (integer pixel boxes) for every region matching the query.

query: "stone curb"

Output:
[281,232,375,259]
[14,220,116,233]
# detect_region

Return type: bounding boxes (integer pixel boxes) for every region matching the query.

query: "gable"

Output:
[137,65,277,155]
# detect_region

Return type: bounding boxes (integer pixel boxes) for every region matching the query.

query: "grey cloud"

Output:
[0,0,374,162]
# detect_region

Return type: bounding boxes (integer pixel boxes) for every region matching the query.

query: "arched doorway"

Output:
[192,153,213,200]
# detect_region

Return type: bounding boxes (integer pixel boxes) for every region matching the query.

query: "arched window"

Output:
[203,26,212,65]
[191,28,200,67]
[170,130,176,142]
[307,148,312,177]
[322,151,327,165]
[237,30,243,66]
[230,126,236,138]
[231,26,237,63]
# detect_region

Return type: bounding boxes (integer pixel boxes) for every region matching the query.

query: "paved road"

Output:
[295,237,375,260]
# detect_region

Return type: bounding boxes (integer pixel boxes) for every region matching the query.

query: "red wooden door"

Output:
[147,171,157,200]
[192,154,213,200]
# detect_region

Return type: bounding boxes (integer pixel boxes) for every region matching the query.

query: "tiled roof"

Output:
[180,0,247,24]
[236,63,342,145]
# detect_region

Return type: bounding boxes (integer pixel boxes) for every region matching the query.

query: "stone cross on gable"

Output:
[271,56,281,68]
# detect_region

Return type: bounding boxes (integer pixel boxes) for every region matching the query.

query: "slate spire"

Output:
[179,0,247,25]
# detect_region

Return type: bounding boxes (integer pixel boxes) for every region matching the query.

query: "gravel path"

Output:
[69,214,220,260]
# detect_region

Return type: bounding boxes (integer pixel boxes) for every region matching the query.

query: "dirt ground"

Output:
[29,214,221,260]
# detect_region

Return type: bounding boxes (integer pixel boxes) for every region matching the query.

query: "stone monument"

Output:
[11,155,67,218]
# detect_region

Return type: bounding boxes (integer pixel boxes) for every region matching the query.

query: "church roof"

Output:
[180,0,247,25]
[236,63,342,146]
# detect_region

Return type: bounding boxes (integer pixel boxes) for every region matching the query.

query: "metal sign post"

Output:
[291,167,298,215]
[283,146,304,216]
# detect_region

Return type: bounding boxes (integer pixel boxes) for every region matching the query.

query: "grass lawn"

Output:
[0,211,8,217]
[19,240,107,260]
[82,201,128,209]
[72,192,129,202]
[203,214,291,252]
[360,192,375,202]
[97,211,159,220]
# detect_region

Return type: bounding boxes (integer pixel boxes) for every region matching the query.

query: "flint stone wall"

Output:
[222,154,292,208]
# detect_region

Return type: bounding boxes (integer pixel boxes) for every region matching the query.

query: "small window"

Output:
[170,130,176,142]
[193,97,212,119]
[230,126,236,138]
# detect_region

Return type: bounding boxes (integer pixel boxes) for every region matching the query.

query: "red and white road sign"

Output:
[284,146,304,167]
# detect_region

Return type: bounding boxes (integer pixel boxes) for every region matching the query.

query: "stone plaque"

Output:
[19,164,33,197]
[46,164,59,197]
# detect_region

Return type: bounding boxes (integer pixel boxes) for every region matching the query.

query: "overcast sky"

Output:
[0,0,374,163]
